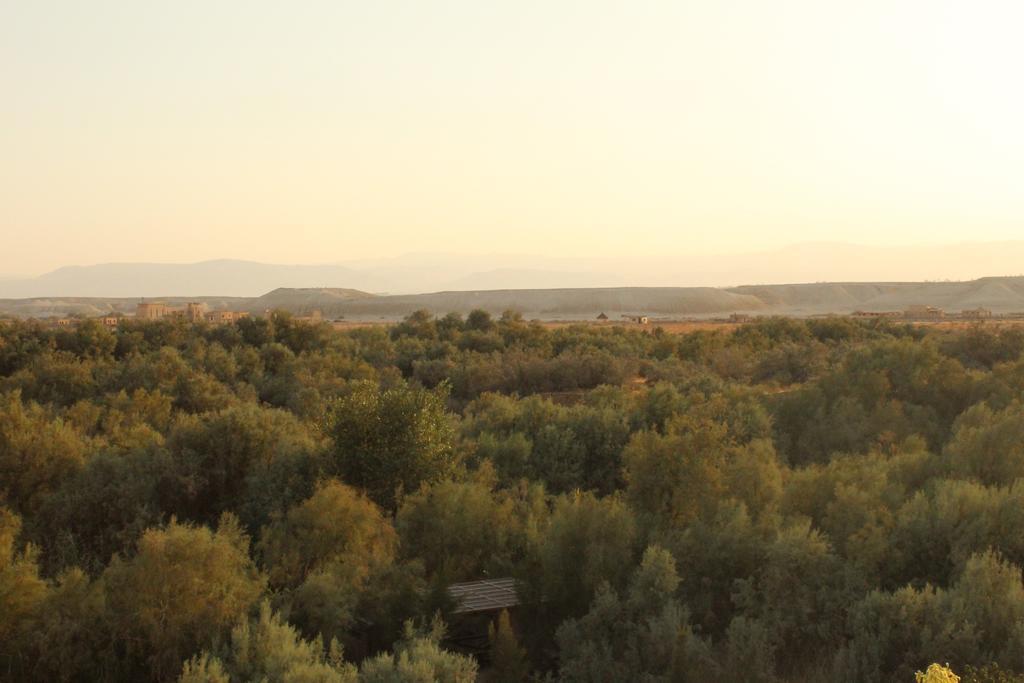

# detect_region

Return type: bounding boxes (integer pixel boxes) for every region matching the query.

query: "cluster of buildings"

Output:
[595,312,650,324]
[42,302,252,329]
[51,316,120,329]
[36,302,326,330]
[135,301,251,324]
[852,305,994,320]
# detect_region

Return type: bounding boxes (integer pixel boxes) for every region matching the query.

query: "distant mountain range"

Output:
[0,257,626,298]
[0,261,372,299]
[7,277,1024,321]
[5,242,1024,319]
[6,241,1024,299]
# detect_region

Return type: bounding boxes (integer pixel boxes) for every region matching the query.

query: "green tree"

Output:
[33,444,175,575]
[178,601,357,683]
[668,500,770,638]
[177,655,230,683]
[103,515,265,680]
[4,351,99,407]
[259,480,402,648]
[0,391,88,515]
[0,508,48,675]
[395,468,539,583]
[488,609,529,683]
[723,438,784,516]
[522,491,637,644]
[259,480,396,589]
[962,663,1024,682]
[840,552,1024,682]
[466,309,495,333]
[732,520,855,673]
[722,616,778,683]
[169,403,321,524]
[556,546,715,682]
[623,416,731,531]
[25,568,108,683]
[358,617,477,683]
[944,401,1024,486]
[327,381,457,509]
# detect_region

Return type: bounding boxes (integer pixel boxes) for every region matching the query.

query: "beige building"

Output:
[960,307,993,320]
[852,310,901,319]
[205,310,250,324]
[135,300,248,324]
[135,302,170,320]
[904,305,945,319]
[186,302,205,322]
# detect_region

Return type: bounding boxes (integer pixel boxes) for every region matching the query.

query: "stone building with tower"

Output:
[135,302,171,320]
[135,300,248,324]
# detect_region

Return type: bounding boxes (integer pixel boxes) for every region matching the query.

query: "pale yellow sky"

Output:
[2,1,1022,276]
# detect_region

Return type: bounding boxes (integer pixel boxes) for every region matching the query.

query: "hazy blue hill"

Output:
[441,269,624,291]
[7,251,1024,319]
[8,242,1024,299]
[0,260,368,298]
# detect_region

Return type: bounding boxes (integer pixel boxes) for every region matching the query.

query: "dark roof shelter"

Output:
[447,578,520,615]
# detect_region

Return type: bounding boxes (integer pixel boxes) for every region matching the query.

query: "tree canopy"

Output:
[3,313,1024,681]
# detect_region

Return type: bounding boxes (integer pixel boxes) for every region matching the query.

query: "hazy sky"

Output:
[2,1,1023,276]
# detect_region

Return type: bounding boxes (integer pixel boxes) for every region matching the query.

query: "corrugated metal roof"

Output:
[447,577,520,614]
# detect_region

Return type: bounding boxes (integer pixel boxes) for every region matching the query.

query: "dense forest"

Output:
[5,311,1024,681]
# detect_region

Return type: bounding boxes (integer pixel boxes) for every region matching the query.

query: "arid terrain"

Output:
[8,276,1024,322]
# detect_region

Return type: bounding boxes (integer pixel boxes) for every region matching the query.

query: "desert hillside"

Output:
[6,277,1024,320]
